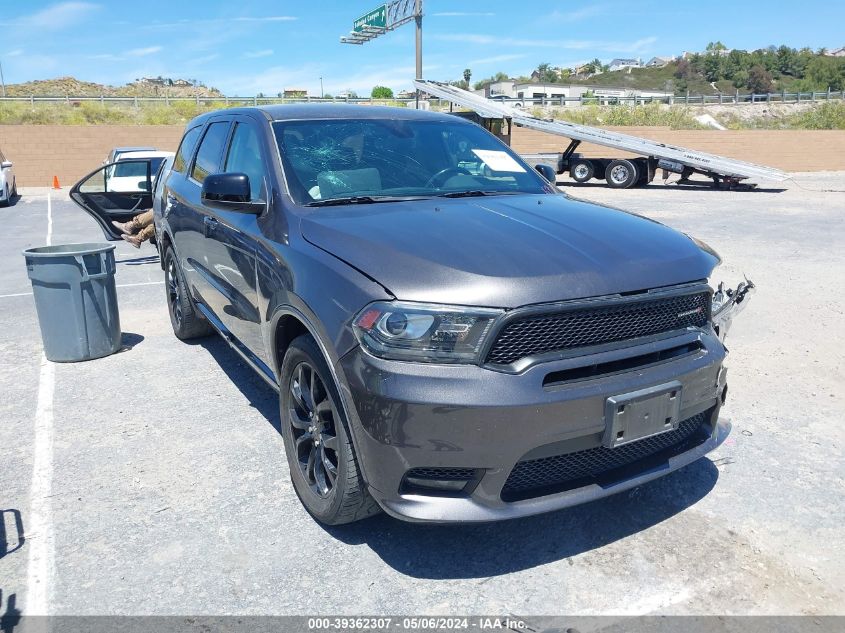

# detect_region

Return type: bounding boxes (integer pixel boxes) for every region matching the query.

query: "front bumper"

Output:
[337,329,730,523]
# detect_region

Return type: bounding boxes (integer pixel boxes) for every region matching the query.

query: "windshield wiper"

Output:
[436,190,520,198]
[306,195,423,207]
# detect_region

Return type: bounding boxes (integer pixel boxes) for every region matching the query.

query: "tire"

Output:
[0,186,8,208]
[569,159,595,183]
[12,178,17,198]
[606,159,639,189]
[163,247,213,340]
[280,334,381,525]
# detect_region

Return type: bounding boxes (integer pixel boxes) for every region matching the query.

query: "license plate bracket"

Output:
[603,381,683,448]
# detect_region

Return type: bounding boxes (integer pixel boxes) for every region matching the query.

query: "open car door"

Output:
[70,159,153,240]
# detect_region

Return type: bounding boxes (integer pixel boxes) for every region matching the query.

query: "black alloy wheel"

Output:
[288,361,340,497]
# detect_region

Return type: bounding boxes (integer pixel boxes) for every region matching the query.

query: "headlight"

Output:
[353,301,502,363]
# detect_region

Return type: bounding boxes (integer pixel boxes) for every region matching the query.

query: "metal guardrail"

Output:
[0,90,842,108]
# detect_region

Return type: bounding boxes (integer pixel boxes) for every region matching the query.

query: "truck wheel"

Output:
[164,247,213,340]
[280,334,382,525]
[606,159,639,189]
[570,159,594,183]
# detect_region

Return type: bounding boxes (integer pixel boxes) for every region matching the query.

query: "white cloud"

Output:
[190,54,220,65]
[144,15,296,30]
[5,49,25,57]
[432,12,495,17]
[243,49,274,59]
[467,53,527,66]
[232,16,297,22]
[124,46,162,57]
[547,6,607,22]
[1,2,100,31]
[433,33,657,53]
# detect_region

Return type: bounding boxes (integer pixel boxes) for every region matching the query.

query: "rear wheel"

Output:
[0,186,8,208]
[164,247,213,340]
[280,334,381,525]
[570,159,595,183]
[606,159,639,189]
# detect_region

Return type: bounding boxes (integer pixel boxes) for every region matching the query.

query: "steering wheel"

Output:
[424,167,472,189]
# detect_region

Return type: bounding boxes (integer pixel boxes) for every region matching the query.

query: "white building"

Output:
[608,58,642,72]
[475,81,672,106]
[645,56,675,68]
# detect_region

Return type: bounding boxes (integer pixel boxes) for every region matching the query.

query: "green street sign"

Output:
[353,5,387,32]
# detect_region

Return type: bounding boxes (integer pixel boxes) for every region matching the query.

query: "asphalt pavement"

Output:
[0,177,843,618]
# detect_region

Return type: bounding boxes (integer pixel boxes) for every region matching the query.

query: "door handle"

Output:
[203,216,218,236]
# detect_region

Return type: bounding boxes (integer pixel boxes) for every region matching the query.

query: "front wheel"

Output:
[569,159,595,183]
[280,334,381,525]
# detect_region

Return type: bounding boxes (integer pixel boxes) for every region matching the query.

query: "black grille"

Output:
[486,291,710,366]
[405,467,477,481]
[501,408,713,502]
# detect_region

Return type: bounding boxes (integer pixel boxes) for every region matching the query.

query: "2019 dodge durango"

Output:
[71,105,753,525]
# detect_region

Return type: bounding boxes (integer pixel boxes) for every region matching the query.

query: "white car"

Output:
[105,150,174,192]
[0,147,17,207]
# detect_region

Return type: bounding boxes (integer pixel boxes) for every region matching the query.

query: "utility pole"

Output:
[415,0,422,108]
[415,0,422,81]
[320,76,324,98]
[0,59,6,98]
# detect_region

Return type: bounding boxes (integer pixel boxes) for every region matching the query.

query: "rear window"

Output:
[191,122,230,183]
[172,126,202,174]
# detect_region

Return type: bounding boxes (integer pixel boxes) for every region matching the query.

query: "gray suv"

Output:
[71,105,752,524]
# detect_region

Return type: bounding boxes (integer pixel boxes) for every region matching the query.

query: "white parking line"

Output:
[0,281,164,300]
[26,190,56,615]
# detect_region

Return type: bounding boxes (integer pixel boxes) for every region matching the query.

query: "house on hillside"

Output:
[608,58,641,72]
[645,56,674,67]
[826,46,845,57]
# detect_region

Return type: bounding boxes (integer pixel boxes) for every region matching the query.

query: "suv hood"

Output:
[300,194,718,308]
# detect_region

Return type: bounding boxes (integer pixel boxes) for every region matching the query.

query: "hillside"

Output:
[546,62,805,95]
[3,76,223,98]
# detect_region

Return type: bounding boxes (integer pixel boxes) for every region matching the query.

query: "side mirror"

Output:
[534,163,557,183]
[201,172,264,213]
[1,161,12,169]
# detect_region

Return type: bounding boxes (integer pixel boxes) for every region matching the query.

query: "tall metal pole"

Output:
[0,59,6,98]
[415,0,423,107]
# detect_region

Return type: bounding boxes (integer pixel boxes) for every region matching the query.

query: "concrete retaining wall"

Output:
[0,125,184,187]
[2,124,845,186]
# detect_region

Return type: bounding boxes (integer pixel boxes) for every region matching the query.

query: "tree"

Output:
[535,62,558,82]
[371,85,394,98]
[747,65,774,93]
[706,41,728,52]
[584,57,610,75]
[702,53,723,82]
[463,68,472,86]
[801,56,845,91]
[473,71,509,90]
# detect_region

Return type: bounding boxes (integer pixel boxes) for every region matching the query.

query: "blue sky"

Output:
[1,1,843,95]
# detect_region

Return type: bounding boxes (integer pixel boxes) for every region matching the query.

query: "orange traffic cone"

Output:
[52,176,61,189]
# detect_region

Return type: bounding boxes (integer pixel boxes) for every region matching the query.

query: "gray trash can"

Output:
[23,243,121,362]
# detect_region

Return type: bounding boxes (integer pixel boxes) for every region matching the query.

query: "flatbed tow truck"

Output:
[414,79,789,189]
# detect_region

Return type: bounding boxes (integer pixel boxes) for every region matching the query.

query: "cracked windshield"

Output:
[273,118,549,205]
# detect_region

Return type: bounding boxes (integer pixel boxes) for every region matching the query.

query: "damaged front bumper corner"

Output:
[712,278,755,342]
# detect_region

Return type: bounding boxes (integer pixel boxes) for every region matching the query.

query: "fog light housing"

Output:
[401,467,480,495]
